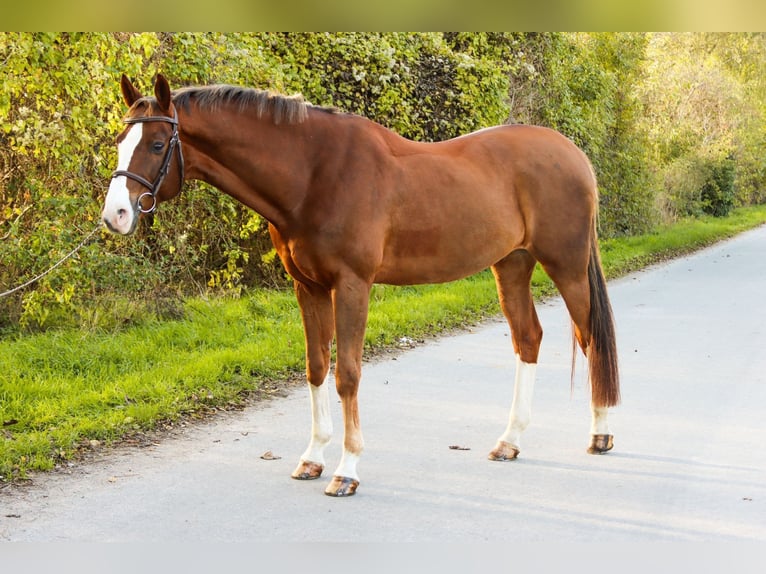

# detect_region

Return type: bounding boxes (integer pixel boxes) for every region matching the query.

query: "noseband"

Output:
[111,108,185,214]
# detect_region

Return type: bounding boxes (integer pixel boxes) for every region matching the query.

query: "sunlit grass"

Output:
[2,205,765,480]
[599,205,766,278]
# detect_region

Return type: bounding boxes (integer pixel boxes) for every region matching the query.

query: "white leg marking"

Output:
[333,450,361,481]
[102,123,142,235]
[300,379,333,465]
[590,405,610,436]
[498,355,537,450]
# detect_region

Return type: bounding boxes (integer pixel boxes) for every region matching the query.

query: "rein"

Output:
[111,108,185,214]
[0,224,101,299]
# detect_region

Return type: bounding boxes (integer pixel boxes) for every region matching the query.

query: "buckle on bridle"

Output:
[137,191,157,214]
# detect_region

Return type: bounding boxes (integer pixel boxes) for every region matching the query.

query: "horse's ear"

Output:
[154,74,172,114]
[120,74,143,107]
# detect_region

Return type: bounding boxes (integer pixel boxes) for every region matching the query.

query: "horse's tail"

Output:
[584,225,620,407]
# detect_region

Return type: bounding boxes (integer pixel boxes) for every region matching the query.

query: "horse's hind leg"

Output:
[292,281,335,481]
[588,405,613,454]
[539,260,615,455]
[489,250,543,461]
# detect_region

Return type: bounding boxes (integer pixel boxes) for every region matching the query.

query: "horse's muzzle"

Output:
[102,206,138,235]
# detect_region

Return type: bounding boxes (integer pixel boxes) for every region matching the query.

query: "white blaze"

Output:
[102,123,143,235]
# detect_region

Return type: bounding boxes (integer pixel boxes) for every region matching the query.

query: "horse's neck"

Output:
[180,108,317,229]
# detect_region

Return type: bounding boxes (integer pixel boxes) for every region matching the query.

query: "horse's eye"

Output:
[152,141,165,153]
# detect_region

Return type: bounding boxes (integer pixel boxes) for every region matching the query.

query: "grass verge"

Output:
[2,205,766,481]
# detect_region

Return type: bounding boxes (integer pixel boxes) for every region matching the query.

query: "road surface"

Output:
[2,226,765,542]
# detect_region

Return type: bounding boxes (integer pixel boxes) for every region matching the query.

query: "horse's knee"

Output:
[334,363,361,396]
[307,365,329,387]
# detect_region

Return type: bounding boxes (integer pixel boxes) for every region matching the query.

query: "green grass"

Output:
[2,205,766,481]
[600,206,766,278]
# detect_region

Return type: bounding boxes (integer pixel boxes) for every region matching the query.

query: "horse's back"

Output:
[370,124,597,285]
[390,123,596,213]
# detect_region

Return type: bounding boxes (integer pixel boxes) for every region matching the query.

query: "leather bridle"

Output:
[111,108,185,214]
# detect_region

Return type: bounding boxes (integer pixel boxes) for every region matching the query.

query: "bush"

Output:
[661,154,737,219]
[700,156,736,217]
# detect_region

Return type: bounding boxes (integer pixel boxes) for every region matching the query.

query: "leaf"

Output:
[260,450,282,460]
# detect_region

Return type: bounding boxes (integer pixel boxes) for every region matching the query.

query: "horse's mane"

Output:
[172,84,338,125]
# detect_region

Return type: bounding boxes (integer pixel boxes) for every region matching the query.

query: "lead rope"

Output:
[0,223,102,299]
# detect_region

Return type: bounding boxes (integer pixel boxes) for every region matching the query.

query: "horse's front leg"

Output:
[324,277,371,497]
[291,282,335,481]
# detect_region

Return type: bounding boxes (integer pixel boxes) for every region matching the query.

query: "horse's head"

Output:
[102,74,184,235]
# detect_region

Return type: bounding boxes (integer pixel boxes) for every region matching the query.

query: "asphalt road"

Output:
[2,226,766,542]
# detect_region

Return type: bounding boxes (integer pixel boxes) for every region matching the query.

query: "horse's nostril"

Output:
[102,217,117,234]
[117,208,127,218]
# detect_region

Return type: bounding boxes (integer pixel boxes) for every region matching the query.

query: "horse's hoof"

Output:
[488,441,520,461]
[291,460,324,480]
[324,475,359,497]
[588,434,614,454]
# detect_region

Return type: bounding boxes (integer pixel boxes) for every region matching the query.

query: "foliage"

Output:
[258,32,511,141]
[638,33,766,221]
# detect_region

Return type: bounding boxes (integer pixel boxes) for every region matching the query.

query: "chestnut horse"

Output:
[102,74,619,497]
